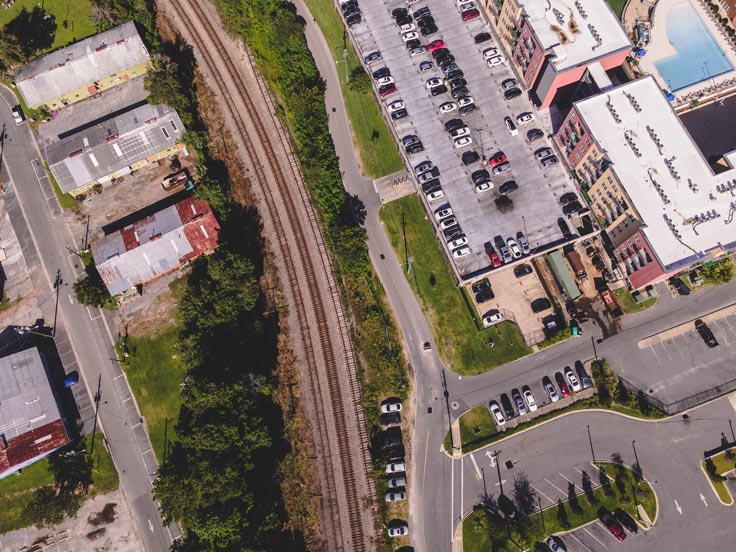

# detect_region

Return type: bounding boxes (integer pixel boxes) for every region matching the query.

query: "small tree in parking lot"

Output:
[513,472,537,516]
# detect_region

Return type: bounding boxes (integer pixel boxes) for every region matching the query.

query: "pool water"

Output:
[654,1,733,91]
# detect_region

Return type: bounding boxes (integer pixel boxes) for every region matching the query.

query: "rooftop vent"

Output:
[716,180,736,194]
[575,0,588,19]
[623,91,642,113]
[552,8,565,25]
[664,156,680,180]
[663,214,682,239]
[646,125,664,155]
[624,130,641,158]
[605,97,622,123]
[588,24,602,49]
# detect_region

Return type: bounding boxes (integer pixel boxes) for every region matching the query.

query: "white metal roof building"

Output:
[573,76,736,275]
[15,21,150,110]
[45,103,185,195]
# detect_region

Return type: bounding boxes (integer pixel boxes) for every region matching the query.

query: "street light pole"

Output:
[482,467,488,499]
[587,424,595,462]
[632,440,641,473]
[494,450,504,495]
[591,335,599,362]
[729,419,735,443]
[539,496,545,532]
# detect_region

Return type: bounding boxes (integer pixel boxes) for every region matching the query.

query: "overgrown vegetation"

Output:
[73,263,116,308]
[0,432,117,534]
[464,460,656,551]
[380,194,532,375]
[701,257,735,285]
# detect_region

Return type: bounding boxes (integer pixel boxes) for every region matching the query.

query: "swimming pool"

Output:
[654,1,733,92]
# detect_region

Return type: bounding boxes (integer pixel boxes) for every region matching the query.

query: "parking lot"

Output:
[349,0,582,276]
[469,261,551,340]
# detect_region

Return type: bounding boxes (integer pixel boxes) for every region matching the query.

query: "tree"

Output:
[556,499,569,529]
[581,470,597,504]
[567,481,582,514]
[348,66,371,93]
[701,257,734,285]
[512,472,537,516]
[73,264,112,307]
[599,467,613,496]
[145,55,196,126]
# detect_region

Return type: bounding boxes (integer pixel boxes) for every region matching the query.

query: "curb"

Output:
[699,456,735,506]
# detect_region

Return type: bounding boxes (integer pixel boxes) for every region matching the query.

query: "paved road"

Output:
[0,86,179,551]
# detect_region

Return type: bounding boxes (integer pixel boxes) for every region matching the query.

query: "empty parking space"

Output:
[348,0,583,276]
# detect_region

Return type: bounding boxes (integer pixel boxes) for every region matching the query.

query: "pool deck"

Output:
[639,0,736,104]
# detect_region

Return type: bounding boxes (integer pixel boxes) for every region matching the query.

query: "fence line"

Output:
[617,375,736,415]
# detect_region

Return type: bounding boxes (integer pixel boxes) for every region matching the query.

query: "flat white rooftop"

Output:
[575,76,736,272]
[523,0,631,72]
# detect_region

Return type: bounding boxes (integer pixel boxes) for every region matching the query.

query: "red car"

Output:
[601,513,626,541]
[462,9,480,21]
[555,372,571,398]
[485,246,501,268]
[379,84,397,97]
[489,151,507,167]
[428,40,446,52]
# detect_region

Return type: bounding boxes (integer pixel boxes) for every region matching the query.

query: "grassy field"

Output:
[606,0,626,19]
[303,0,403,178]
[118,326,186,464]
[380,195,531,375]
[463,463,656,551]
[0,0,96,51]
[0,432,118,534]
[459,405,499,453]
[612,287,658,314]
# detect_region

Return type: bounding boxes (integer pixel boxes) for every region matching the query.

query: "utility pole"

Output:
[632,440,641,473]
[53,269,62,337]
[591,335,599,362]
[83,215,91,252]
[730,419,735,443]
[494,450,504,495]
[482,467,488,499]
[587,424,596,462]
[90,374,102,455]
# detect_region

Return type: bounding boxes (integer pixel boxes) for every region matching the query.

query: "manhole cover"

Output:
[472,426,481,434]
[451,401,459,410]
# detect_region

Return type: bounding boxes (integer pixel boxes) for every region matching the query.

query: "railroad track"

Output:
[166,1,373,549]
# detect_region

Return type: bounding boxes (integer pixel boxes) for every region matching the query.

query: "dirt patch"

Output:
[88,503,117,526]
[117,270,188,336]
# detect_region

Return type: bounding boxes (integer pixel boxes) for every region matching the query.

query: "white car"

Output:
[381,400,403,413]
[388,525,409,538]
[385,491,407,502]
[386,461,406,474]
[434,207,453,220]
[475,181,493,193]
[565,367,582,393]
[517,113,535,125]
[457,0,474,5]
[11,105,25,125]
[517,234,530,255]
[388,100,405,113]
[482,47,499,60]
[507,237,522,259]
[402,31,420,42]
[522,386,538,411]
[426,77,442,89]
[439,216,457,230]
[453,246,470,258]
[544,380,560,402]
[460,1,476,11]
[458,96,474,107]
[450,126,470,139]
[400,23,416,33]
[454,136,473,149]
[410,47,426,57]
[440,101,457,113]
[376,76,395,87]
[490,401,506,426]
[504,116,518,136]
[487,55,506,67]
[448,236,468,249]
[427,189,445,201]
[482,310,502,327]
[388,476,407,488]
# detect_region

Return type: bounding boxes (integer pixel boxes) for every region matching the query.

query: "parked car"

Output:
[427,189,445,201]
[482,47,499,60]
[555,371,571,398]
[439,216,458,230]
[669,276,691,296]
[391,7,408,18]
[500,244,512,263]
[511,388,527,415]
[454,136,473,148]
[562,201,583,216]
[426,77,443,89]
[500,393,515,419]
[402,31,420,42]
[492,162,511,175]
[514,264,532,278]
[440,101,457,113]
[409,47,427,56]
[459,103,477,116]
[443,224,462,239]
[376,75,394,87]
[474,32,491,43]
[450,86,469,99]
[385,491,407,502]
[489,400,506,425]
[504,116,518,136]
[575,361,593,389]
[564,366,582,392]
[386,461,406,474]
[483,309,502,327]
[475,181,493,193]
[504,87,522,100]
[405,38,422,50]
[471,169,491,184]
[472,278,491,294]
[543,376,559,402]
[695,319,719,347]
[418,167,440,182]
[522,385,538,411]
[614,508,638,533]
[380,412,401,427]
[388,524,410,538]
[558,218,573,240]
[527,128,545,142]
[435,206,453,220]
[387,476,407,488]
[419,60,434,72]
[501,78,518,90]
[388,100,405,113]
[535,147,553,160]
[379,84,397,97]
[381,400,403,413]
[462,150,480,165]
[11,104,25,125]
[545,536,567,552]
[486,55,505,67]
[559,192,578,206]
[461,8,479,20]
[489,151,507,167]
[498,180,519,195]
[600,511,626,541]
[507,237,522,258]
[391,109,408,120]
[414,6,431,19]
[450,126,471,139]
[541,155,559,167]
[516,113,534,125]
[453,246,470,258]
[449,236,468,249]
[430,84,448,96]
[517,233,530,255]
[460,1,477,12]
[414,160,433,175]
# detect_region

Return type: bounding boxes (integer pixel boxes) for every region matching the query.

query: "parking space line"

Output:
[569,532,594,552]
[544,477,567,497]
[558,472,582,492]
[584,525,608,548]
[530,484,555,506]
[469,453,482,480]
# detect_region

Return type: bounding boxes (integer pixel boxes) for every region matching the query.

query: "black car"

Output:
[341,1,358,13]
[451,86,469,99]
[471,169,490,184]
[346,13,362,26]
[421,179,440,193]
[575,360,593,389]
[476,290,494,303]
[562,201,583,217]
[342,5,360,17]
[414,6,431,19]
[430,84,448,96]
[462,150,480,165]
[436,54,455,67]
[396,14,413,26]
[500,393,515,419]
[504,87,522,100]
[420,24,437,36]
[527,128,545,142]
[431,47,449,59]
[380,412,401,427]
[559,192,577,206]
[443,225,462,239]
[474,32,491,43]
[449,78,468,90]
[402,134,420,146]
[531,298,551,313]
[472,279,491,294]
[406,143,424,154]
[445,69,464,81]
[405,39,421,50]
[392,7,408,18]
[498,180,518,195]
[391,109,408,120]
[372,67,390,79]
[669,276,691,296]
[444,118,464,132]
[418,15,435,27]
[459,103,476,116]
[613,508,638,533]
[695,319,718,347]
[514,264,532,278]
[558,218,573,239]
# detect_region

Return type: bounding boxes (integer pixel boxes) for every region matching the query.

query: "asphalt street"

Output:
[295,5,736,551]
[0,86,179,551]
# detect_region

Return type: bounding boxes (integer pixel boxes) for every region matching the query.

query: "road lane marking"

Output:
[86,306,101,321]
[485,449,496,467]
[67,294,73,304]
[569,532,593,552]
[422,429,429,552]
[544,477,568,497]
[114,374,124,380]
[530,484,555,506]
[122,397,132,403]
[674,499,682,514]
[469,453,482,480]
[700,492,708,507]
[585,525,608,548]
[450,458,454,544]
[460,457,464,525]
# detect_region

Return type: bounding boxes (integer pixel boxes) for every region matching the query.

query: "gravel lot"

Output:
[349,0,583,277]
